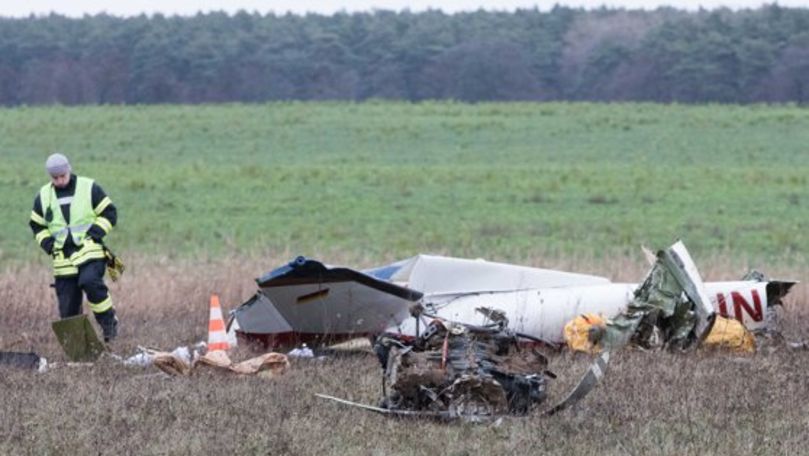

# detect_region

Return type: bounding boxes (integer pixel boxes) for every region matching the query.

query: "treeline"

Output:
[1,6,808,105]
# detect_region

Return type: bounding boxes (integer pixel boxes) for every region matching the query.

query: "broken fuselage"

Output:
[230,249,795,349]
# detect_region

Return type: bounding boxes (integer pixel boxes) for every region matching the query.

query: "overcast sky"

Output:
[2,0,807,17]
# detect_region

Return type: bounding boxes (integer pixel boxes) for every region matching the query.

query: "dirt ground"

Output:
[2,256,807,455]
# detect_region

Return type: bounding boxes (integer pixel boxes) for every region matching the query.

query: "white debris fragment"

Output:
[287,343,314,358]
[124,351,154,367]
[171,346,192,364]
[125,342,208,368]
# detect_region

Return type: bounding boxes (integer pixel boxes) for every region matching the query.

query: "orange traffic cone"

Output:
[207,294,230,352]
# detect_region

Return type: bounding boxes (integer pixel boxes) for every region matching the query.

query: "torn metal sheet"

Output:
[0,351,46,371]
[315,393,454,420]
[52,314,106,362]
[545,351,610,416]
[660,242,716,343]
[589,241,716,352]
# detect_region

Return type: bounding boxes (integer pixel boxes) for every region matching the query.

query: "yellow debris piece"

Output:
[702,316,756,353]
[564,313,606,354]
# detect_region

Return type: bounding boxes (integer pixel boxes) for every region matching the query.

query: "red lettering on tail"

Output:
[716,293,728,316]
[731,290,763,322]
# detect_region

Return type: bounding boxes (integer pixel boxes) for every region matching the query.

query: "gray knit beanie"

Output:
[45,153,71,176]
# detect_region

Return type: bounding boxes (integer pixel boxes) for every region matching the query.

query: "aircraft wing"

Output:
[232,257,422,348]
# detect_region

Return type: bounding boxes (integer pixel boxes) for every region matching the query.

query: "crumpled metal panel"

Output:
[376,319,550,421]
[601,241,716,351]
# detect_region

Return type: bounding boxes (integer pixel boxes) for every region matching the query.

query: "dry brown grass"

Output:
[1,253,808,455]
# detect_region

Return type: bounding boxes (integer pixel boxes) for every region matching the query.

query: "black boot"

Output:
[95,309,119,342]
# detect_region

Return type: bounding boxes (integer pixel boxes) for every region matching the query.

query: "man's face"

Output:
[50,172,70,188]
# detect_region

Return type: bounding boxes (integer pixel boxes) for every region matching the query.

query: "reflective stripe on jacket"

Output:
[39,176,107,276]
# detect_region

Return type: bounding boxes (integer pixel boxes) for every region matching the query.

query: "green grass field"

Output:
[2,102,808,264]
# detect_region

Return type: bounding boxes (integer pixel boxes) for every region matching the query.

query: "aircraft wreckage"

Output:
[316,315,606,421]
[229,241,795,421]
[314,241,769,421]
[228,241,795,350]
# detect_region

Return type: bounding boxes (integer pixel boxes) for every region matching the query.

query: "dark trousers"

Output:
[54,259,112,318]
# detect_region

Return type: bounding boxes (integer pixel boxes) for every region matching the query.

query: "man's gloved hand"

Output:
[105,249,125,282]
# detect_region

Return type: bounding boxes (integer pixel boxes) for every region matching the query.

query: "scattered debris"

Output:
[0,351,47,372]
[373,318,553,421]
[567,314,756,354]
[318,309,609,422]
[787,340,809,351]
[567,242,766,354]
[702,317,756,353]
[121,294,290,378]
[600,241,719,351]
[196,350,290,378]
[51,314,106,362]
[563,314,606,354]
[315,242,798,421]
[544,351,610,416]
[136,345,291,378]
[123,351,154,368]
[152,349,194,376]
[287,344,314,358]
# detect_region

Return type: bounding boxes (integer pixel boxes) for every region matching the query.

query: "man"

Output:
[29,153,120,342]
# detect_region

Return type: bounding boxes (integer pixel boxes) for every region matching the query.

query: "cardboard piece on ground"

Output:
[144,338,289,378]
[52,315,106,362]
[230,353,289,377]
[151,351,193,376]
[195,350,290,377]
[198,350,233,368]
